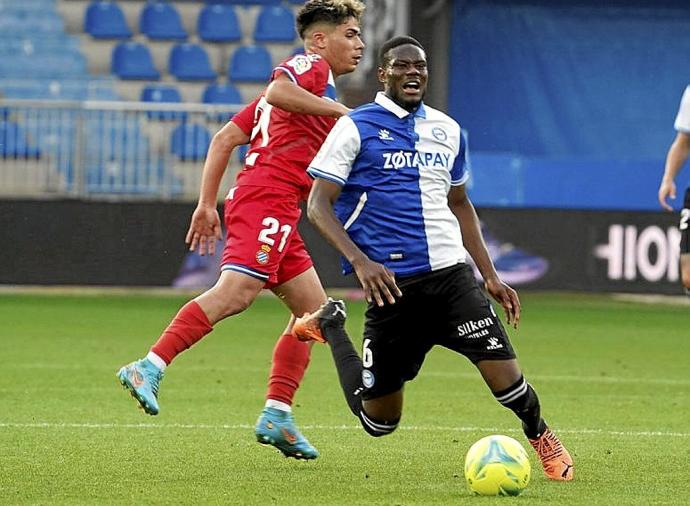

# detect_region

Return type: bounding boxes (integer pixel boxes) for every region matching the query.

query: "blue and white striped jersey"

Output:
[308,92,471,277]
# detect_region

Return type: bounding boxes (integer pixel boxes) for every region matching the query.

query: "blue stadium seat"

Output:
[203,83,243,122]
[254,5,296,43]
[141,84,185,120]
[111,42,160,80]
[171,123,211,161]
[197,4,241,43]
[141,84,181,103]
[139,1,187,41]
[202,83,242,104]
[85,1,132,39]
[0,120,41,158]
[169,43,216,81]
[228,45,272,82]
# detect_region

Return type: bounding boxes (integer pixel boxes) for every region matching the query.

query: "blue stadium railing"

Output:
[0,99,244,200]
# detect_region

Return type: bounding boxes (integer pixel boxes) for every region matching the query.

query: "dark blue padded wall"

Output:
[450,0,690,160]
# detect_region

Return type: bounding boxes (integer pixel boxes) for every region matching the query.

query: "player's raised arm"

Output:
[265,73,349,118]
[448,184,521,328]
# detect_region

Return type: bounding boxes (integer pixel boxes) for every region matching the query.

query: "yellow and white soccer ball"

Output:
[464,435,531,496]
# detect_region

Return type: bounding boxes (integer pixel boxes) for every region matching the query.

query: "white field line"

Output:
[0,422,688,438]
[10,363,690,387]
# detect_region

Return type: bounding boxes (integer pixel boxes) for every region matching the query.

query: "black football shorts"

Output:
[359,263,516,400]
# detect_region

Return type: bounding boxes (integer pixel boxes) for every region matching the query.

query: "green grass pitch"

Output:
[1,291,688,505]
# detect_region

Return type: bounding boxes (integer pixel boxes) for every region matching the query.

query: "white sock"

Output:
[265,399,291,412]
[146,351,167,371]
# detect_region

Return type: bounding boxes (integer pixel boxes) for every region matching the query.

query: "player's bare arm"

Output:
[448,185,521,327]
[308,178,401,306]
[659,130,690,211]
[186,121,250,256]
[266,74,350,118]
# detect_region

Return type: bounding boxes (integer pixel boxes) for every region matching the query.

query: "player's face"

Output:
[321,18,365,77]
[379,45,428,111]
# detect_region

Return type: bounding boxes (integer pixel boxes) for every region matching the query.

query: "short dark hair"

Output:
[378,36,425,67]
[296,0,365,40]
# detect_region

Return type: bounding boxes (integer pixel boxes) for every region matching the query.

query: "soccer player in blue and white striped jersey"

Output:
[659,85,690,295]
[295,36,574,481]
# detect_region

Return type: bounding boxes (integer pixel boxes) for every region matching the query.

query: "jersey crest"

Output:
[286,54,312,75]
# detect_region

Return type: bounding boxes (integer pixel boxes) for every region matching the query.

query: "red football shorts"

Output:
[220,185,313,288]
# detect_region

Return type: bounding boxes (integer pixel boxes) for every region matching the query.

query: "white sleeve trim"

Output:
[674,85,690,133]
[451,171,470,186]
[308,115,361,184]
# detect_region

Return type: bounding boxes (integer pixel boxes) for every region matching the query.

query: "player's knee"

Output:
[359,410,399,437]
[215,296,253,319]
[212,284,259,318]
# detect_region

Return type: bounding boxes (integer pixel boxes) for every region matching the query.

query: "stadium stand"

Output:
[0,10,66,35]
[0,0,304,198]
[84,0,131,39]
[139,1,187,41]
[0,53,88,80]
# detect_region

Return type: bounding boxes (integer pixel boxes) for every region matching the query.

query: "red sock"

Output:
[266,333,311,406]
[151,300,213,364]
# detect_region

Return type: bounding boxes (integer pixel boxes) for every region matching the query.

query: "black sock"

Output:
[322,321,364,417]
[493,375,547,439]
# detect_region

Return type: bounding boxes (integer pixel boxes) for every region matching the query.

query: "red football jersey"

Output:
[235,53,338,200]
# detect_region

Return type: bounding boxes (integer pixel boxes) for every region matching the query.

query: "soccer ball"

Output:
[464,435,531,496]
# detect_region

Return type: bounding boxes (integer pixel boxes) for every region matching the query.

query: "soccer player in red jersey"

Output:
[117,0,365,460]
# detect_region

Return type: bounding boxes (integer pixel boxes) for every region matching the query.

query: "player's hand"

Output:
[332,103,351,118]
[352,257,402,307]
[485,277,521,329]
[658,179,677,211]
[185,204,222,256]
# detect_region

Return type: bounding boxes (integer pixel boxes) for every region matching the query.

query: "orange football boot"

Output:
[293,298,347,343]
[528,428,574,481]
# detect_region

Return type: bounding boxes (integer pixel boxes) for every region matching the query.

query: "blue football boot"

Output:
[117,358,164,415]
[255,407,319,460]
